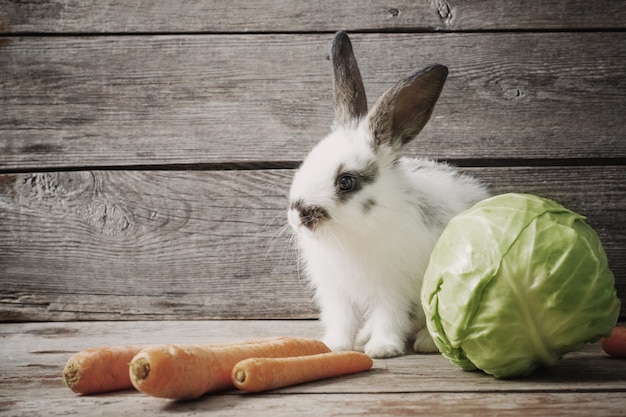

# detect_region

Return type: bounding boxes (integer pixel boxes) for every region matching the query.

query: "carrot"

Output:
[231,351,373,392]
[62,337,285,395]
[129,337,330,400]
[602,326,626,358]
[63,345,147,394]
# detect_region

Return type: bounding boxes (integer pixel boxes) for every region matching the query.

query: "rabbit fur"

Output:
[287,32,489,358]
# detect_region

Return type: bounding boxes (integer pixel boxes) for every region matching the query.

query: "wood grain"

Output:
[1,167,624,321]
[4,391,625,417]
[1,32,625,170]
[1,320,625,416]
[2,0,625,33]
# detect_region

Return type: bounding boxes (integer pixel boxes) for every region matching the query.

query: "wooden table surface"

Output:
[2,320,625,416]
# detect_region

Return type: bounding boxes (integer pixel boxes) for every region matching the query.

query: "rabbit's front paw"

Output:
[364,338,405,358]
[322,335,354,352]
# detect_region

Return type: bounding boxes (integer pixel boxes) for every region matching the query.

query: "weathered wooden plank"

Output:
[4,392,626,417]
[1,321,625,416]
[0,169,312,321]
[1,0,625,33]
[1,33,625,170]
[3,321,625,393]
[1,167,624,321]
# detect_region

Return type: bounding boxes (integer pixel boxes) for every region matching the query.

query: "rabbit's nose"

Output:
[290,200,330,231]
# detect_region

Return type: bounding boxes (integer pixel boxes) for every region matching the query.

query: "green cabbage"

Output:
[422,193,620,378]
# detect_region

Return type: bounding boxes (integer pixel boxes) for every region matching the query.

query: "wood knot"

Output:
[430,0,453,24]
[16,172,94,205]
[496,76,529,103]
[78,201,133,237]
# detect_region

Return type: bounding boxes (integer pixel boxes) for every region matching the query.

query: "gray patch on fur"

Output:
[362,198,377,214]
[334,160,379,202]
[411,194,450,231]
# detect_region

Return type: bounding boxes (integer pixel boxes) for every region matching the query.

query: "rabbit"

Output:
[287,32,489,358]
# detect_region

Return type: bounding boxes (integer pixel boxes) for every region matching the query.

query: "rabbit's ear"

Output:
[331,32,368,128]
[368,64,448,149]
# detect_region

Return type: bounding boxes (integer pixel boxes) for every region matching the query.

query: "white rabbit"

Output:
[287,32,489,358]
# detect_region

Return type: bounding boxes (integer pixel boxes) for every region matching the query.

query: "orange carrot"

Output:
[62,337,284,395]
[129,337,330,400]
[63,345,148,394]
[602,327,626,358]
[231,351,373,392]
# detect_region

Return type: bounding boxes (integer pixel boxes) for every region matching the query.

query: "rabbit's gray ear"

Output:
[368,64,448,149]
[331,32,368,128]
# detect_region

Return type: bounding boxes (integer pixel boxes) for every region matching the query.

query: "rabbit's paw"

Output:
[322,335,354,353]
[364,338,405,358]
[413,328,439,353]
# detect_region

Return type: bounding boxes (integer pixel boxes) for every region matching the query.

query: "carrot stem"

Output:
[129,337,330,400]
[231,351,373,392]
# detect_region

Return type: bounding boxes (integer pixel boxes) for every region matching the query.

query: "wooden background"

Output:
[1,0,625,321]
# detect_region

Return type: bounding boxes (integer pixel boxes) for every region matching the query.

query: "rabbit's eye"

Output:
[337,175,358,192]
